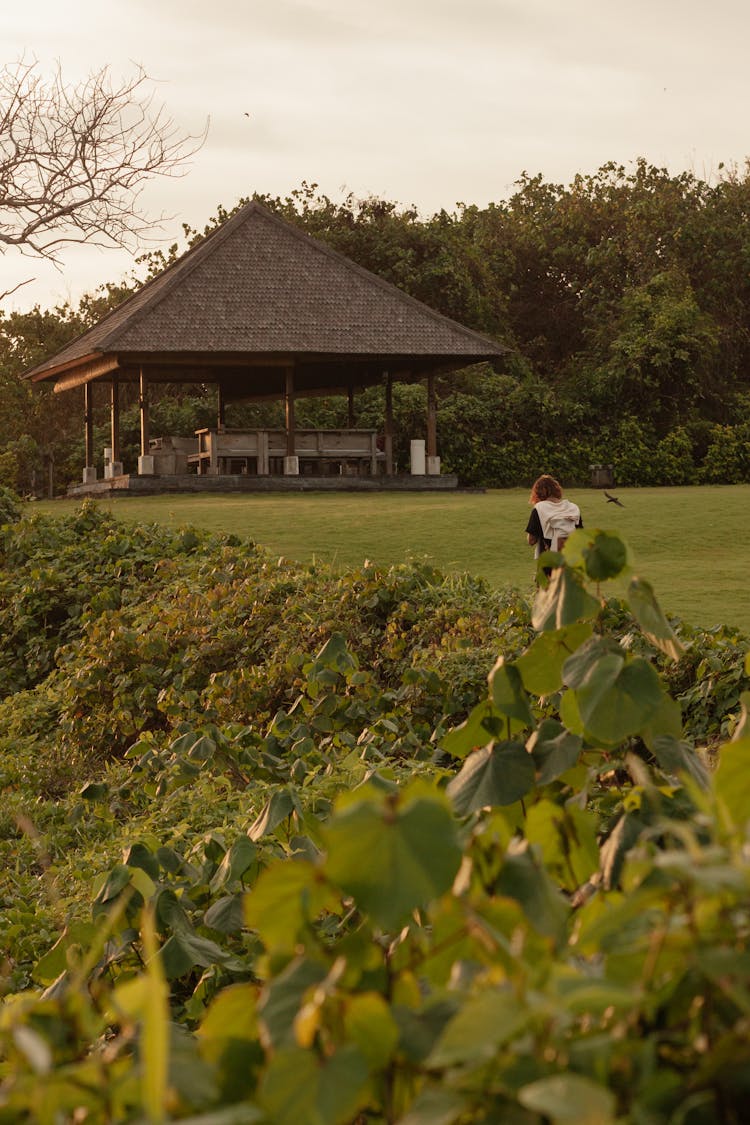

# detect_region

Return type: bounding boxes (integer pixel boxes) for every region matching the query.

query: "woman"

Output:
[526,474,583,560]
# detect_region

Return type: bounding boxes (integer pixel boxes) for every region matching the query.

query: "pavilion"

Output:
[23,200,509,493]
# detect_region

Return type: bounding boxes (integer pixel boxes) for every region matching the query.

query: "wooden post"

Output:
[84,382,94,470]
[110,374,120,466]
[285,367,295,455]
[217,384,226,431]
[384,371,394,476]
[139,367,150,457]
[347,384,355,428]
[426,373,437,459]
[284,366,299,474]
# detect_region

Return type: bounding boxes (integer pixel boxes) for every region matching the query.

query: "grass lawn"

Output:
[30,484,750,636]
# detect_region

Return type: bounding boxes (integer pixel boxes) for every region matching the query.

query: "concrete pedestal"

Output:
[105,461,124,479]
[410,439,426,475]
[82,466,97,484]
[137,455,155,476]
[426,455,441,476]
[284,455,300,475]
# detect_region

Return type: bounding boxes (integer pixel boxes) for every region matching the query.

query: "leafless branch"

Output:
[0,57,206,264]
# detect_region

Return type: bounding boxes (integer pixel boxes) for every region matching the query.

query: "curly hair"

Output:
[529,474,563,504]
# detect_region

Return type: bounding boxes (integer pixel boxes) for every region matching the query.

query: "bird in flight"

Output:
[604,491,624,507]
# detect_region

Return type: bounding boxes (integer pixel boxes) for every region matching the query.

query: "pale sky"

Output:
[1,0,749,311]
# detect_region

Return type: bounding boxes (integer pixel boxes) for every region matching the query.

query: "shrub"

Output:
[700,423,750,483]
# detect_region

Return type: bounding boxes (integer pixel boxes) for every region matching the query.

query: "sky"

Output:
[1,0,749,311]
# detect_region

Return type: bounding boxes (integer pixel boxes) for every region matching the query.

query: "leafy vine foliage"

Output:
[1,504,750,1122]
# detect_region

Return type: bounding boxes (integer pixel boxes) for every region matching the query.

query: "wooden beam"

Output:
[347,384,355,427]
[139,367,150,457]
[84,382,94,468]
[384,371,394,476]
[52,356,120,393]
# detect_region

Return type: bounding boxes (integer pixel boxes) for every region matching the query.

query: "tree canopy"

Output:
[4,158,750,490]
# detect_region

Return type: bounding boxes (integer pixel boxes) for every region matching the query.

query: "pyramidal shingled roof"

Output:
[26,200,508,381]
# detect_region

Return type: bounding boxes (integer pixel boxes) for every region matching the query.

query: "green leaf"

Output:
[733,690,750,741]
[209,837,257,892]
[204,894,245,934]
[525,799,599,891]
[343,992,399,1069]
[562,635,622,689]
[248,789,295,841]
[488,658,534,727]
[159,929,240,980]
[564,641,664,744]
[398,1087,469,1125]
[123,842,160,880]
[641,692,684,749]
[258,957,327,1049]
[258,1047,319,1125]
[92,863,133,915]
[260,1045,369,1125]
[650,736,708,788]
[197,982,259,1043]
[244,860,334,952]
[598,811,649,891]
[439,698,496,760]
[310,632,358,677]
[324,788,462,930]
[79,781,108,801]
[582,530,629,581]
[714,736,750,832]
[447,742,535,814]
[518,1073,616,1124]
[516,624,593,695]
[532,566,601,632]
[527,720,582,784]
[392,1000,457,1063]
[627,576,684,660]
[426,989,528,1067]
[34,921,97,985]
[495,842,569,941]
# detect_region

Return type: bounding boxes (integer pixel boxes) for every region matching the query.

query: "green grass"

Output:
[30,484,750,636]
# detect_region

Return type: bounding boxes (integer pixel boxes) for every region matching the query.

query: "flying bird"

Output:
[604,491,624,507]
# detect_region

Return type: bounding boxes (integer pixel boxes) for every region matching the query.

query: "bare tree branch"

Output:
[0,57,206,267]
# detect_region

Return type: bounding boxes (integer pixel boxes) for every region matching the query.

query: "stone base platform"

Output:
[67,472,461,498]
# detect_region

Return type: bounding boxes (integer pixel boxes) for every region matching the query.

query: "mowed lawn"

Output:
[31,485,750,635]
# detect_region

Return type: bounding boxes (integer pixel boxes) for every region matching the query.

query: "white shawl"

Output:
[533,498,581,556]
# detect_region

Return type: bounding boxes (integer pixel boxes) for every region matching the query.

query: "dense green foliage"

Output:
[3,161,750,489]
[2,503,750,1122]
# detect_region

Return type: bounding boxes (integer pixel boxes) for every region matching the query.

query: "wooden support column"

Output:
[384,371,394,476]
[83,382,95,481]
[217,384,226,431]
[106,369,122,474]
[139,368,150,455]
[110,374,121,468]
[347,384,355,428]
[426,374,437,458]
[284,365,299,474]
[138,367,154,475]
[426,372,440,475]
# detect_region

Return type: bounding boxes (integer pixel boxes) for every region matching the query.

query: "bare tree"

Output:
[0,57,204,294]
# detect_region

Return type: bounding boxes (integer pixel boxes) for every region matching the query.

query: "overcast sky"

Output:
[2,0,749,311]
